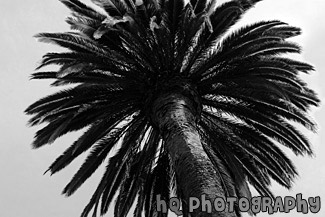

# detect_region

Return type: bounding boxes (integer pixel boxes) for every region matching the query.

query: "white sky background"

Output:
[0,0,324,216]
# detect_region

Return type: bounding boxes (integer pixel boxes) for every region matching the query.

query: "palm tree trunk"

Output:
[152,92,237,217]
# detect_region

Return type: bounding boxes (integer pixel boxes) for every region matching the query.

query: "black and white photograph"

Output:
[0,0,324,216]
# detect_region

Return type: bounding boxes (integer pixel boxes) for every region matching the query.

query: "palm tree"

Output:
[26,0,319,216]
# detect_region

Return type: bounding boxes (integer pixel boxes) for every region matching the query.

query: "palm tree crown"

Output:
[26,0,319,216]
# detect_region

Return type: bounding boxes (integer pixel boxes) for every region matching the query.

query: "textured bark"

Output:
[152,93,237,217]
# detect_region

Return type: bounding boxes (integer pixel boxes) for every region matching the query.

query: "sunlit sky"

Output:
[0,0,324,216]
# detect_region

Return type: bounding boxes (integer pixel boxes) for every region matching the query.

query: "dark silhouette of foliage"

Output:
[26,0,319,216]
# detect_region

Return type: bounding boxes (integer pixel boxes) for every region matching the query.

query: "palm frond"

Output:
[60,0,106,20]
[35,33,108,56]
[147,148,171,217]
[183,0,263,76]
[93,0,128,17]
[63,125,129,196]
[80,114,147,217]
[44,108,138,175]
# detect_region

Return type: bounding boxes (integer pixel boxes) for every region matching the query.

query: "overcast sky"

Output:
[0,0,324,217]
